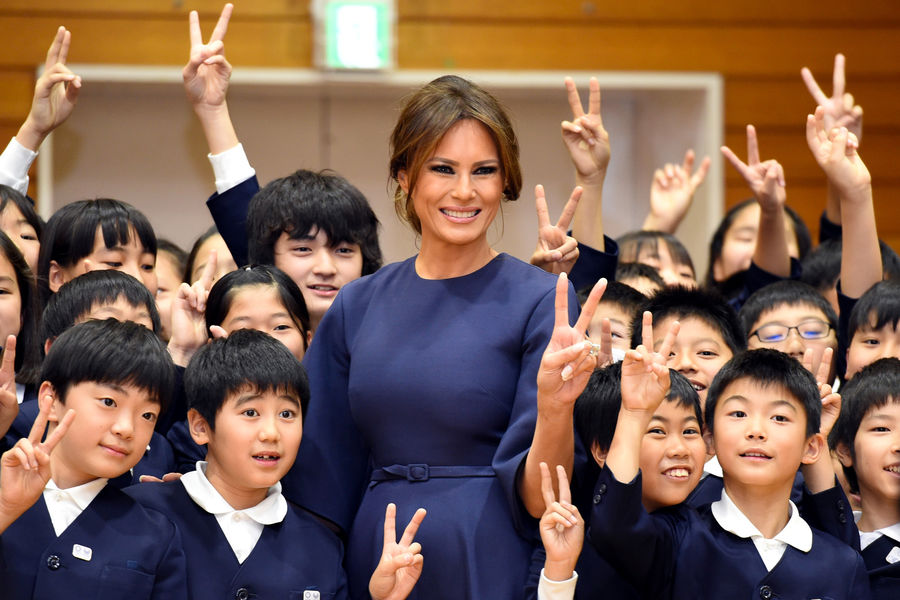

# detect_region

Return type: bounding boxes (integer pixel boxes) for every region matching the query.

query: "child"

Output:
[845,281,900,380]
[0,319,186,599]
[127,329,424,600]
[154,239,188,343]
[0,185,42,275]
[579,281,646,358]
[830,358,900,598]
[37,198,158,305]
[183,225,237,285]
[616,230,696,288]
[589,348,869,599]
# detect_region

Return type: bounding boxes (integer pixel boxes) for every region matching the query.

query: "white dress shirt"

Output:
[536,568,578,600]
[855,511,900,560]
[42,478,108,536]
[181,461,286,564]
[711,489,812,571]
[207,144,256,194]
[0,137,37,195]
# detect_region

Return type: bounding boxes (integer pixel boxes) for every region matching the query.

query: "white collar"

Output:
[180,461,286,526]
[855,512,900,550]
[703,455,723,478]
[712,488,812,552]
[44,477,108,511]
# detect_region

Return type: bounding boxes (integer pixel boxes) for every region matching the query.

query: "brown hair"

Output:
[389,75,522,234]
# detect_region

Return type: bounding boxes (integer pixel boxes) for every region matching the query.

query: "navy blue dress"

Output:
[286,253,575,599]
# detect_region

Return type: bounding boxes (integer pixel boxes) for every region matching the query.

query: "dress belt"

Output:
[369,464,496,487]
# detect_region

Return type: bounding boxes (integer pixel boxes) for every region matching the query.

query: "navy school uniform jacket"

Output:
[588,466,871,600]
[861,536,900,600]
[125,480,348,600]
[0,484,187,600]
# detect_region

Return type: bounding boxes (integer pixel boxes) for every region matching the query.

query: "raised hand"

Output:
[184,4,233,112]
[801,53,863,142]
[530,185,581,275]
[17,26,82,151]
[643,149,711,233]
[539,462,583,582]
[562,77,610,185]
[369,503,426,600]
[0,393,75,533]
[620,312,676,415]
[721,125,786,211]
[806,106,870,199]
[167,250,217,366]
[0,336,18,439]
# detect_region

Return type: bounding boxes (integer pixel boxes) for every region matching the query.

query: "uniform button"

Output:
[593,494,602,504]
[46,555,60,570]
[838,512,847,524]
[759,584,773,599]
[234,587,249,600]
[232,513,242,522]
[598,483,607,494]
[837,499,845,511]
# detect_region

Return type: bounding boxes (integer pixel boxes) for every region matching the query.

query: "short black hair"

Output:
[0,231,41,385]
[575,362,700,454]
[205,264,310,344]
[800,238,900,294]
[37,198,157,304]
[184,328,310,431]
[41,319,174,413]
[705,198,811,287]
[739,280,837,337]
[0,184,44,243]
[42,270,161,342]
[247,169,382,276]
[614,262,665,293]
[156,238,188,277]
[828,358,900,493]
[617,230,695,278]
[577,279,647,312]
[631,286,746,354]
[705,349,820,438]
[847,280,900,343]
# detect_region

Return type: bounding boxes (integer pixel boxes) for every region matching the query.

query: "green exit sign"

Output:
[314,0,395,70]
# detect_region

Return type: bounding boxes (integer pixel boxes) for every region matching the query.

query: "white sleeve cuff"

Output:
[0,137,39,195]
[536,568,578,600]
[208,143,256,194]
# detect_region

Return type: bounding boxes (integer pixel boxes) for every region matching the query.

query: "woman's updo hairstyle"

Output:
[389,75,522,234]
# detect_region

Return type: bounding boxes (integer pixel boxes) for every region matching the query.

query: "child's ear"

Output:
[43,338,53,356]
[833,441,854,468]
[800,433,825,465]
[703,426,716,457]
[39,381,60,423]
[47,261,68,293]
[187,408,212,446]
[590,441,608,468]
[306,329,313,347]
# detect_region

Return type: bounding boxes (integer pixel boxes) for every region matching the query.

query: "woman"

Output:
[288,75,600,599]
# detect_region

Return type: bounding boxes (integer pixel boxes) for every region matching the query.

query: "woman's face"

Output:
[0,203,39,274]
[713,203,800,282]
[0,254,22,344]
[400,119,503,252]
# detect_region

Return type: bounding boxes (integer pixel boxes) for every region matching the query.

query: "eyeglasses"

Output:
[750,319,833,343]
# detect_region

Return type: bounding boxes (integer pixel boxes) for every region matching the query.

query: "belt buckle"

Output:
[406,464,429,481]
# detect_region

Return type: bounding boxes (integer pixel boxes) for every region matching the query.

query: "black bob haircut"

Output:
[630,286,746,355]
[705,198,811,287]
[0,231,42,385]
[800,238,900,294]
[739,280,837,337]
[617,230,696,277]
[577,279,647,312]
[0,184,44,243]
[184,328,310,431]
[575,362,700,454]
[247,169,382,276]
[847,280,900,342]
[42,270,161,342]
[828,357,900,493]
[205,264,310,344]
[705,349,820,438]
[37,198,157,304]
[614,262,666,293]
[41,319,174,413]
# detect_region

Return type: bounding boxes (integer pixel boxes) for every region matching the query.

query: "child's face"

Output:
[273,228,363,327]
[710,378,817,492]
[53,226,157,295]
[634,242,696,288]
[713,203,800,282]
[154,252,182,342]
[846,318,900,379]
[840,400,900,515]
[640,400,708,512]
[0,254,22,344]
[748,303,837,377]
[222,285,307,361]
[194,387,303,509]
[0,202,39,274]
[588,301,633,352]
[81,297,154,331]
[190,233,237,284]
[655,316,733,404]
[46,381,159,488]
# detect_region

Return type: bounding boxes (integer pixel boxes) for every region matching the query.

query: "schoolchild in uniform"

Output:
[127,329,425,600]
[0,319,186,600]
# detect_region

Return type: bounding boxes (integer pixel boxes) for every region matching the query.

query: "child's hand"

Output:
[644,150,711,233]
[806,106,871,200]
[620,312,676,415]
[0,336,19,438]
[0,393,74,532]
[804,346,840,438]
[586,316,614,370]
[539,462,583,582]
[183,4,233,114]
[721,125,786,212]
[801,53,863,143]
[369,503,426,600]
[530,185,581,275]
[167,250,217,366]
[562,77,610,186]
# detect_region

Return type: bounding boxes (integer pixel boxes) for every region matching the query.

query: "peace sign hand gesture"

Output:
[721,125,786,213]
[801,53,863,143]
[369,503,427,600]
[562,77,610,186]
[184,4,233,113]
[530,185,581,275]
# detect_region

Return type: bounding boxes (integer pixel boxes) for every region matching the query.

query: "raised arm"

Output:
[721,125,791,278]
[806,106,879,298]
[643,150,711,233]
[530,184,582,275]
[564,77,610,251]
